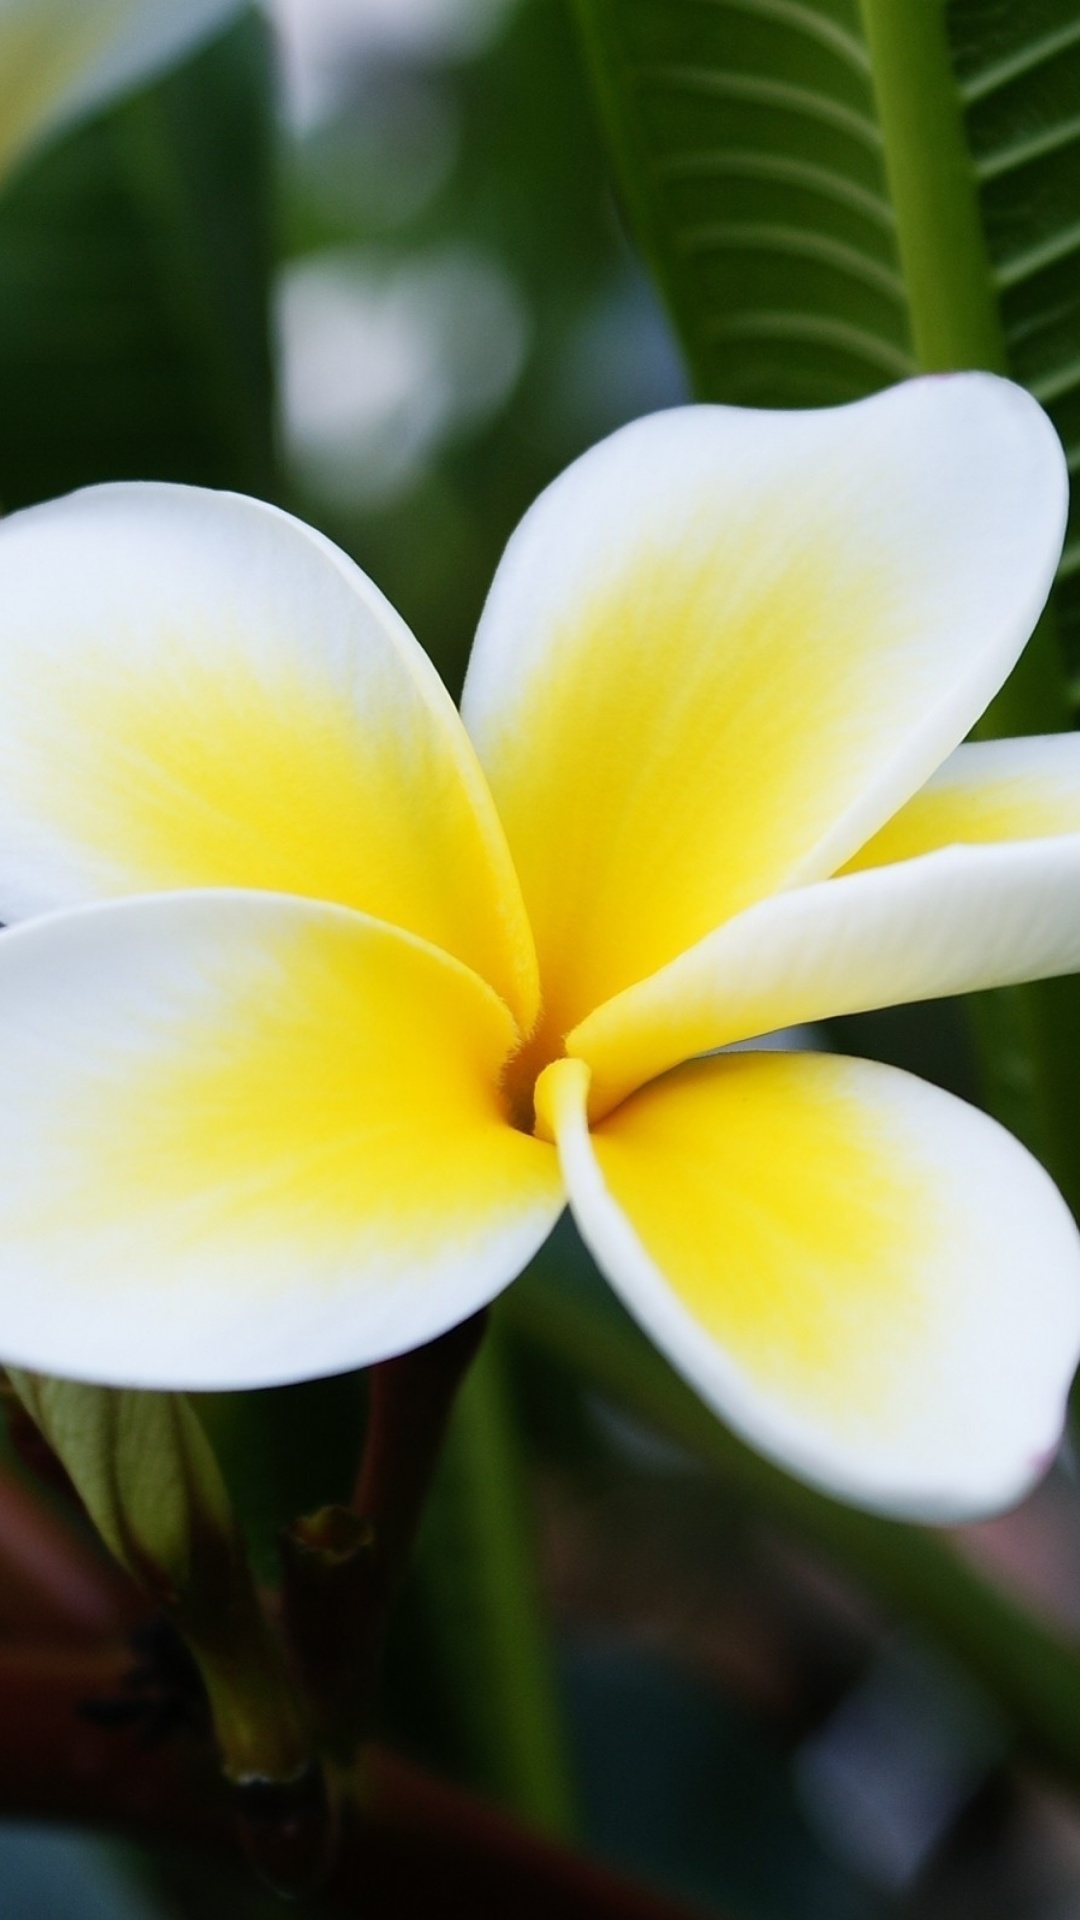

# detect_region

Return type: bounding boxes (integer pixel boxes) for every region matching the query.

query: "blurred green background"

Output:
[5,3,1080,1916]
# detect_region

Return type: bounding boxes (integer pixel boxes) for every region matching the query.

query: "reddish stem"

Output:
[0,1641,223,1836]
[353,1311,489,1564]
[0,1642,707,1919]
[0,1462,139,1641]
[281,1312,488,1748]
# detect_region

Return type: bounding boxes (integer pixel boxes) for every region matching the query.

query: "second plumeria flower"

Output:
[0,374,1076,1523]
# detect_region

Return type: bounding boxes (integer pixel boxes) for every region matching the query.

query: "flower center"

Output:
[502,1015,565,1136]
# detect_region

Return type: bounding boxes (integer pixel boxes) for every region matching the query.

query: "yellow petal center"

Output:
[502,1010,568,1135]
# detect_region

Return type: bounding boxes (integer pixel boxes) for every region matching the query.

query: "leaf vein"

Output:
[634,66,883,152]
[1028,357,1080,407]
[996,218,1080,291]
[959,19,1080,105]
[678,220,907,302]
[657,148,895,229]
[702,309,914,376]
[975,111,1080,183]
[677,0,869,74]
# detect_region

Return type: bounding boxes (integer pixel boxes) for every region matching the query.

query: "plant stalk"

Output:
[280,1310,488,1755]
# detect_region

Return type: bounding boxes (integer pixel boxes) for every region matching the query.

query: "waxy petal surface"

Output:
[573,735,1080,1113]
[843,735,1080,869]
[0,484,538,1024]
[573,846,1080,1119]
[463,376,1066,1041]
[0,0,243,181]
[0,893,563,1389]
[537,1053,1080,1520]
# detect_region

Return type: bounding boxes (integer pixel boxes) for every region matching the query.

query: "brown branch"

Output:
[281,1312,488,1750]
[0,1462,139,1641]
[0,1641,223,1836]
[0,1643,709,1919]
[354,1748,710,1920]
[351,1311,489,1566]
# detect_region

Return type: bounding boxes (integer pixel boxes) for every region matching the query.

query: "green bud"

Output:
[8,1371,230,1599]
[6,1372,310,1785]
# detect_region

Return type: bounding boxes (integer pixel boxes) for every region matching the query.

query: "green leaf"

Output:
[0,11,276,511]
[572,0,1080,1206]
[572,0,916,405]
[946,1,1080,664]
[410,1330,577,1839]
[5,1370,234,1595]
[6,1373,309,1782]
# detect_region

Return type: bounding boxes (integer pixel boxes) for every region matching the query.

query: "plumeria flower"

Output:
[0,374,1078,1522]
[0,0,244,186]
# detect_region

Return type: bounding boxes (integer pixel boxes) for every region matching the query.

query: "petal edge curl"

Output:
[843,734,1080,870]
[538,1052,1080,1521]
[570,834,1080,1118]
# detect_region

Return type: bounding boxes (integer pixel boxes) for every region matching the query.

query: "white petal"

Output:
[0,893,563,1390]
[844,733,1080,870]
[0,481,538,1025]
[537,1052,1080,1521]
[462,376,1066,1042]
[573,732,1080,1113]
[572,836,1080,1117]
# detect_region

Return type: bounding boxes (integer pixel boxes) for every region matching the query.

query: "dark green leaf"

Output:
[0,12,276,510]
[408,1331,577,1838]
[571,0,915,404]
[947,1,1080,663]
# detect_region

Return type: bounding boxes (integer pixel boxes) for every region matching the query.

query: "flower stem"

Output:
[280,1310,488,1756]
[0,1642,689,1919]
[2,1373,327,1894]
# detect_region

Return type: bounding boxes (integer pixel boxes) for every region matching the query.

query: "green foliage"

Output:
[6,1372,233,1595]
[196,1373,367,1588]
[407,1332,577,1837]
[7,1373,309,1782]
[948,1,1080,664]
[574,0,914,406]
[0,12,276,512]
